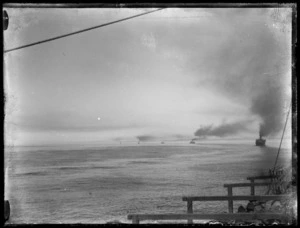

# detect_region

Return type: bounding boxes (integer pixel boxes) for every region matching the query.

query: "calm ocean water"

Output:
[5,140,292,224]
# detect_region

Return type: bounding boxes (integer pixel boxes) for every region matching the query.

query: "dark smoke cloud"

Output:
[182,9,291,137]
[194,120,252,137]
[172,134,189,139]
[136,135,155,142]
[251,86,286,137]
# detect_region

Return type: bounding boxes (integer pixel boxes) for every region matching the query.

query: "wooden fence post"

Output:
[227,187,233,213]
[132,216,140,224]
[187,200,193,224]
[131,215,140,224]
[250,179,255,196]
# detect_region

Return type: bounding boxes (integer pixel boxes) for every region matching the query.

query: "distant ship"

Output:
[255,132,266,146]
[190,140,196,144]
[161,141,165,144]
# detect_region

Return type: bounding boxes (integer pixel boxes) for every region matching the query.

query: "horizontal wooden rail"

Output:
[247,175,278,181]
[127,213,289,224]
[223,182,273,188]
[182,195,290,201]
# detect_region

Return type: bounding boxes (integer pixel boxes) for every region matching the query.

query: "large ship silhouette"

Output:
[255,131,266,146]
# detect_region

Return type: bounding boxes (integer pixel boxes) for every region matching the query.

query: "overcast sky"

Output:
[4,7,292,146]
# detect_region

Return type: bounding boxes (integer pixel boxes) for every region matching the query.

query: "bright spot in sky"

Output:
[97,117,101,121]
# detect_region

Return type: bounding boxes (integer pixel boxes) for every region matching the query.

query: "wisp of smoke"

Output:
[136,135,155,142]
[194,120,252,137]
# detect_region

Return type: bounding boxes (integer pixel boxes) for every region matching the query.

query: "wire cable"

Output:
[4,8,165,53]
[273,101,292,169]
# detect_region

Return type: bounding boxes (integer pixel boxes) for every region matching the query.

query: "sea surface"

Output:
[5,139,292,224]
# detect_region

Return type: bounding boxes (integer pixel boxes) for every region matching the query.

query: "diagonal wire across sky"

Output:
[4,8,165,53]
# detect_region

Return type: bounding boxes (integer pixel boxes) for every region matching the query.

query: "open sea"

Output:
[5,139,292,224]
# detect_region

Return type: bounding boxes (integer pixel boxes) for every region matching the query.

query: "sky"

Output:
[4,7,293,146]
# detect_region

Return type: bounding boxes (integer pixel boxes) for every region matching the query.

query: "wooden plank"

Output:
[223,182,273,188]
[182,195,290,201]
[127,213,289,223]
[247,175,277,181]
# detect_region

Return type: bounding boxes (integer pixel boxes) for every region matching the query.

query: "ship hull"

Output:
[255,139,266,146]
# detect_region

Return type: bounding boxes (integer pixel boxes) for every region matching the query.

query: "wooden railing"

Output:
[182,195,290,224]
[128,194,290,224]
[127,175,290,224]
[223,176,285,214]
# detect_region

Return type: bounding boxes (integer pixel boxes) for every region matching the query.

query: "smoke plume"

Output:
[136,135,155,142]
[194,120,251,138]
[187,9,291,138]
[251,86,287,137]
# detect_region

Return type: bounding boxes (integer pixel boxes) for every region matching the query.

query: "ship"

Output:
[255,132,266,146]
[190,139,196,144]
